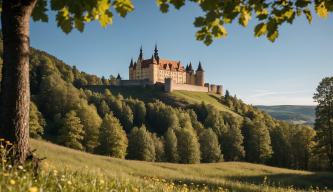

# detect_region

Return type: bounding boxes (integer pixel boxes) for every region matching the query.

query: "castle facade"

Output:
[129,46,205,86]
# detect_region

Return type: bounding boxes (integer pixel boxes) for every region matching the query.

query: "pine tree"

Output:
[164,128,179,163]
[97,113,128,158]
[58,111,85,150]
[127,125,155,162]
[199,128,222,163]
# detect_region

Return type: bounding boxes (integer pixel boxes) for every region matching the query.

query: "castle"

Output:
[113,45,223,95]
[129,45,204,86]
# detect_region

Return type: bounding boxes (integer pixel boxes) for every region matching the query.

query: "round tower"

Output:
[195,61,205,86]
[216,85,223,95]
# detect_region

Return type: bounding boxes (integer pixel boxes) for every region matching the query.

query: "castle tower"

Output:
[186,62,194,85]
[129,58,134,80]
[195,61,205,86]
[136,46,143,80]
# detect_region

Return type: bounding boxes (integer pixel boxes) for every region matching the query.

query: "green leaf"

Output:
[254,23,267,37]
[56,8,73,33]
[303,9,312,24]
[99,11,113,27]
[170,0,185,9]
[113,0,134,17]
[239,8,251,27]
[194,17,206,27]
[295,0,311,8]
[267,19,279,42]
[256,8,268,20]
[156,0,169,13]
[32,0,48,22]
[315,1,328,18]
[74,18,85,32]
[211,25,227,39]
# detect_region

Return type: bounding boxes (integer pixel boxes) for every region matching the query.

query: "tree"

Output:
[242,119,272,163]
[58,111,85,150]
[176,125,201,164]
[97,113,128,158]
[199,128,222,163]
[98,100,110,118]
[152,134,165,162]
[164,128,179,163]
[76,102,102,153]
[127,125,155,162]
[0,0,331,163]
[29,101,45,139]
[313,77,333,170]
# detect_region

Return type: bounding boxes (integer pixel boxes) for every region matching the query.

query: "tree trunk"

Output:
[0,0,36,164]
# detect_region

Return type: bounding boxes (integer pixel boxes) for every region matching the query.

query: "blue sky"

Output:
[30,1,333,105]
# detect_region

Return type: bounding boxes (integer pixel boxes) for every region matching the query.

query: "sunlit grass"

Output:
[19,139,332,192]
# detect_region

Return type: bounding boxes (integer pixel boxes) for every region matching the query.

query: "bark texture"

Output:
[0,0,36,164]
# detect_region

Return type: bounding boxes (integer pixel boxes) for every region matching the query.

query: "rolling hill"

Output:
[30,139,333,192]
[256,105,316,125]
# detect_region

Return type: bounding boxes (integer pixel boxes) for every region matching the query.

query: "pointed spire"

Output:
[197,61,204,71]
[129,58,134,68]
[188,62,193,71]
[139,46,143,60]
[154,44,159,61]
[116,73,122,80]
[185,64,189,71]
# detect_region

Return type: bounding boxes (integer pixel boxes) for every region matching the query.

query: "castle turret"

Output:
[154,44,159,62]
[138,46,143,61]
[195,61,205,86]
[129,58,134,80]
[186,62,195,84]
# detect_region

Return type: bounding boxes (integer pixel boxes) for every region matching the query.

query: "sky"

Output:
[29,1,333,106]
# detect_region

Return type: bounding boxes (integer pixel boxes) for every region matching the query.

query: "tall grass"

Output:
[5,139,327,192]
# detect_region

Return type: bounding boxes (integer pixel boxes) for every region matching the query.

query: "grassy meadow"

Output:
[3,139,331,191]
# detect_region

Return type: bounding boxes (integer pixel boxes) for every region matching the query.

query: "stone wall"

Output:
[165,78,208,93]
[114,79,152,87]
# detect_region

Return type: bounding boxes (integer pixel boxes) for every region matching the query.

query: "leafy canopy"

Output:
[26,0,333,45]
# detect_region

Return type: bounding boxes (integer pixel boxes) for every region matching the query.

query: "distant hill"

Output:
[256,105,316,125]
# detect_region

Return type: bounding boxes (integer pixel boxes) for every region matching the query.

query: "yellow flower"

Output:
[5,141,12,145]
[28,186,38,192]
[18,165,24,170]
[9,179,16,185]
[67,180,72,185]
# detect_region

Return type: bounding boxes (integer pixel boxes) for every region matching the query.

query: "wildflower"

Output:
[67,180,72,185]
[9,179,16,185]
[99,179,105,185]
[28,186,38,192]
[18,165,24,170]
[5,141,12,145]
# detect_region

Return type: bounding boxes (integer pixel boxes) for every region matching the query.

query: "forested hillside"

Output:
[0,41,329,171]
